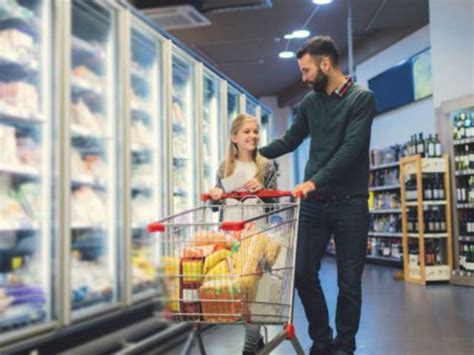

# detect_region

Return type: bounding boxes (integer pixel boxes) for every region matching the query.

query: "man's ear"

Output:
[319,57,331,74]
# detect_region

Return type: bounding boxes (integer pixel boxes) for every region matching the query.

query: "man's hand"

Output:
[209,187,224,200]
[293,180,316,198]
[244,178,263,193]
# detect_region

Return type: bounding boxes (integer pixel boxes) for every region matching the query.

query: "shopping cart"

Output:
[147,189,304,355]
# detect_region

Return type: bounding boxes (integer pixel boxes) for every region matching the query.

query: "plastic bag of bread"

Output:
[192,230,236,249]
[233,225,282,301]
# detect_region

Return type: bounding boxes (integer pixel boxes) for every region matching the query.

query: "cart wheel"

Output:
[284,323,295,340]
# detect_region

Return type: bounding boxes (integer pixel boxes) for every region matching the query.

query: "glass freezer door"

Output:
[0,0,56,340]
[246,98,257,116]
[260,109,271,146]
[69,0,120,318]
[171,52,195,213]
[202,70,222,194]
[129,22,163,300]
[227,85,240,135]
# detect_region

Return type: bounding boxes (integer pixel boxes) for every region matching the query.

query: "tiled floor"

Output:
[170,257,474,355]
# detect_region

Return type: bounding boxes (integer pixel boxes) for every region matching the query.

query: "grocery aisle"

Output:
[169,257,474,355]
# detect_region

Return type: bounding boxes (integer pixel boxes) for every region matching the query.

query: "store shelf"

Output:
[132,224,147,230]
[0,163,40,178]
[0,55,38,75]
[369,184,401,192]
[369,209,402,214]
[370,161,399,171]
[0,222,39,232]
[458,235,474,241]
[368,232,402,238]
[0,106,44,125]
[71,124,106,139]
[71,77,103,97]
[453,137,474,146]
[455,169,474,176]
[406,200,446,206]
[131,144,154,154]
[456,203,474,209]
[71,176,106,190]
[71,224,106,230]
[407,233,448,238]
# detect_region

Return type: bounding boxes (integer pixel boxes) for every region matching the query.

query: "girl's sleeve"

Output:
[264,160,278,190]
[215,161,225,190]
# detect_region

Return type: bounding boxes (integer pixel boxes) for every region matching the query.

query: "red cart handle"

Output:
[201,189,300,201]
[147,222,165,233]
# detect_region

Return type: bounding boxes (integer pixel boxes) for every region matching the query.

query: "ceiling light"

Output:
[284,29,310,40]
[279,51,295,59]
[292,30,310,38]
[313,0,333,4]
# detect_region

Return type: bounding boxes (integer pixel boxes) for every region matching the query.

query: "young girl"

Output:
[209,114,277,355]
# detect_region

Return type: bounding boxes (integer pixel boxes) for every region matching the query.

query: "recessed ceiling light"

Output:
[279,51,295,59]
[313,0,333,4]
[292,30,310,38]
[284,29,310,40]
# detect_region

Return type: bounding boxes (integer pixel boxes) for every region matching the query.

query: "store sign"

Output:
[369,48,433,114]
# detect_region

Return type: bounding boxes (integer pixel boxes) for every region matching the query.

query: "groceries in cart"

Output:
[160,222,283,323]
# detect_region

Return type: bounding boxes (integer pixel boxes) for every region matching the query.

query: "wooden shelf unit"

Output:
[400,155,453,284]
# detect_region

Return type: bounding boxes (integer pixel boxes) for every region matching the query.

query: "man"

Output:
[259,36,376,355]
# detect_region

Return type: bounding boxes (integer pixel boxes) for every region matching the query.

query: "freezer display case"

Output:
[129,20,164,299]
[202,69,222,194]
[171,50,196,213]
[69,0,120,318]
[227,85,240,134]
[0,0,55,339]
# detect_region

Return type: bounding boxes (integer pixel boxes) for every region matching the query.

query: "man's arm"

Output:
[259,105,309,159]
[310,91,376,188]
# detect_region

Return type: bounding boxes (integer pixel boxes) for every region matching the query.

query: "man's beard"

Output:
[311,71,328,93]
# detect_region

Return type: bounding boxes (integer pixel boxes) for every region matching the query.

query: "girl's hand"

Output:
[244,179,262,193]
[209,187,224,200]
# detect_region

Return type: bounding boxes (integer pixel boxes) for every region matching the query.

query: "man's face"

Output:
[298,53,328,93]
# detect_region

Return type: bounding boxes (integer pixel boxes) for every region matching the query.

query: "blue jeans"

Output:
[295,197,369,353]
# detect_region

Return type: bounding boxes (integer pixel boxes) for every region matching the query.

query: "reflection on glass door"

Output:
[261,109,271,146]
[69,0,119,317]
[130,22,163,299]
[227,86,239,134]
[171,52,195,213]
[246,99,257,116]
[202,71,221,193]
[0,0,54,339]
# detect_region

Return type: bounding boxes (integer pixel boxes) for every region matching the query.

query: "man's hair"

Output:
[296,36,339,65]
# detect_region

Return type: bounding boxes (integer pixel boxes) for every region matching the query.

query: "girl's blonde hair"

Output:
[224,114,267,183]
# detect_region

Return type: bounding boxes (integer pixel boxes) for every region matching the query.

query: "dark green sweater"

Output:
[259,84,376,198]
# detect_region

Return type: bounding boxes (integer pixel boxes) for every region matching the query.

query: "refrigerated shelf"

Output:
[0,163,39,178]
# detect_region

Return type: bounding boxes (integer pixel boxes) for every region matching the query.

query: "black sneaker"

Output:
[242,337,265,355]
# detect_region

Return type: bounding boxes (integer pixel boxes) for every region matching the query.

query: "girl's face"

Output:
[232,120,260,153]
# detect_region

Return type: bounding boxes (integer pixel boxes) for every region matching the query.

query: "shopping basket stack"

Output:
[148,189,304,355]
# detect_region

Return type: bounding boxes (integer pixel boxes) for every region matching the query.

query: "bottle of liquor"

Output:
[426,134,435,157]
[434,134,442,157]
[425,241,435,266]
[423,178,433,201]
[417,133,425,157]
